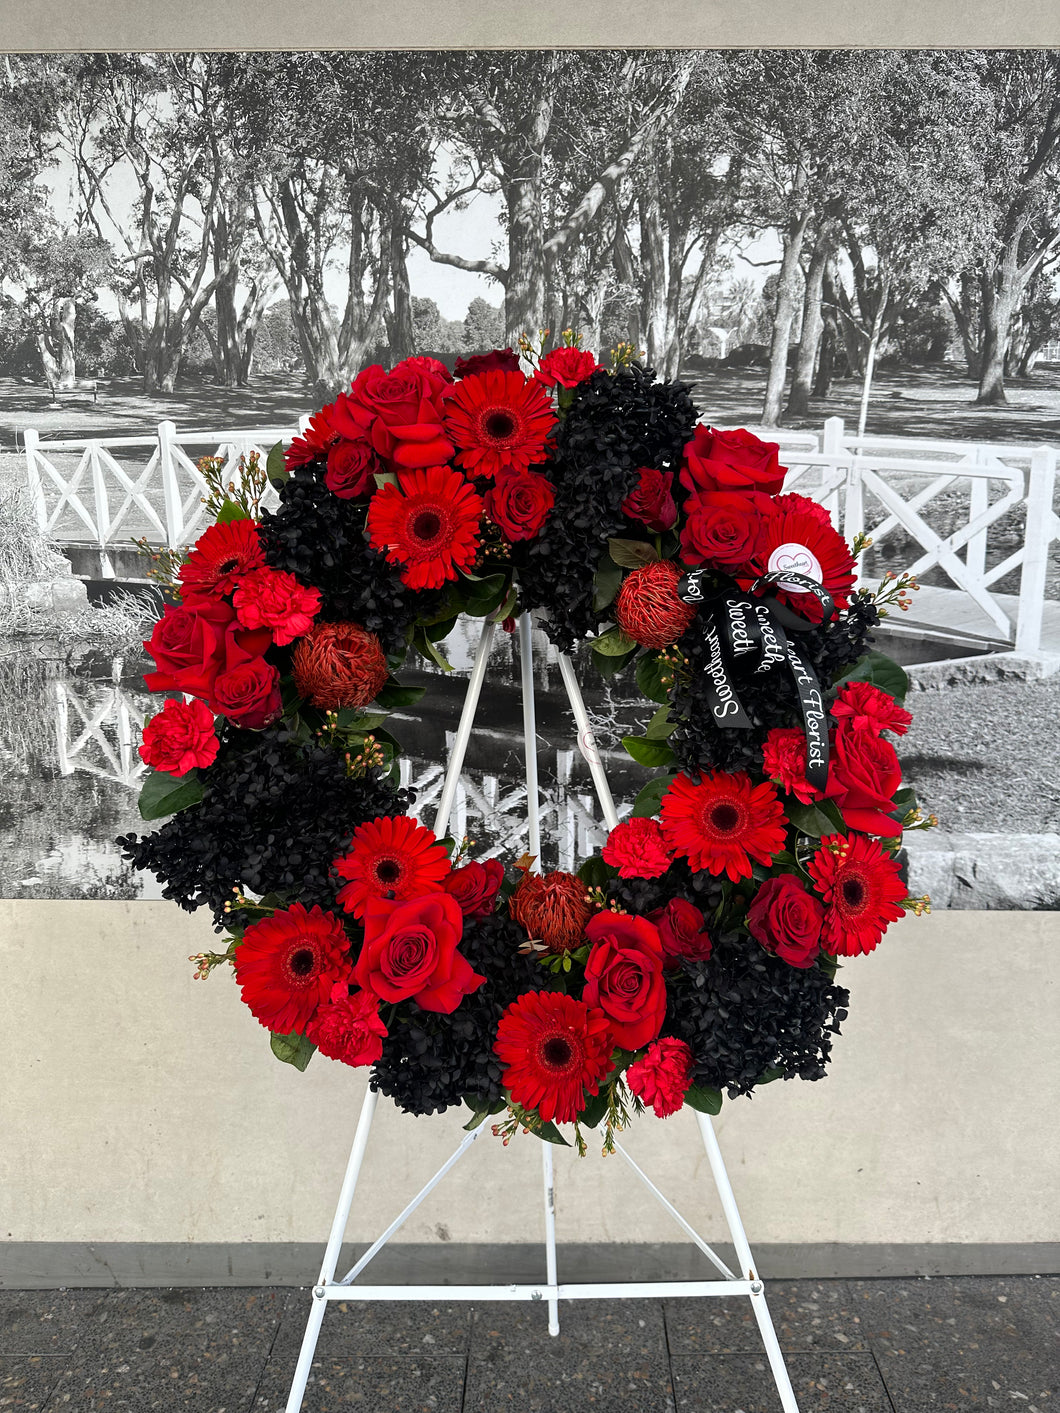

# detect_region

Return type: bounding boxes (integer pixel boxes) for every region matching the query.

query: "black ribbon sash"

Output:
[678,568,835,789]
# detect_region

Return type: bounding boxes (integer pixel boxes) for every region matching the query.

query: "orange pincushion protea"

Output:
[509,868,594,953]
[615,559,697,649]
[291,621,389,710]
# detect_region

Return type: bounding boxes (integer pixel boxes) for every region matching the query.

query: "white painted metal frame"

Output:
[284,613,800,1413]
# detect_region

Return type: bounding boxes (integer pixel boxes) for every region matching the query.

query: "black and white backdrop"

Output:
[1,49,1058,908]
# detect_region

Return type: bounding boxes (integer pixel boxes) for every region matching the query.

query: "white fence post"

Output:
[23,428,48,531]
[157,419,184,547]
[1015,445,1057,655]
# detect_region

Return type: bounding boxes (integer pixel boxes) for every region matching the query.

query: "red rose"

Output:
[138,697,219,775]
[306,982,388,1067]
[621,467,677,533]
[680,425,785,496]
[626,1037,695,1117]
[831,681,912,738]
[210,656,282,730]
[582,912,666,1051]
[455,348,520,377]
[443,858,505,919]
[325,439,380,498]
[533,346,601,389]
[746,875,824,969]
[355,893,485,1013]
[601,817,671,880]
[485,471,555,541]
[331,360,454,469]
[646,898,713,967]
[233,567,321,647]
[143,601,271,701]
[679,490,767,569]
[761,728,820,805]
[824,725,904,836]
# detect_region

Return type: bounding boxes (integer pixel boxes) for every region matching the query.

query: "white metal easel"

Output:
[285,612,801,1413]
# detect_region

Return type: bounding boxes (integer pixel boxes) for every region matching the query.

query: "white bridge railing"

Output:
[23,414,1060,655]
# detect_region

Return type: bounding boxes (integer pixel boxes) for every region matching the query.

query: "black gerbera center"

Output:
[842,876,866,908]
[289,946,316,977]
[485,410,517,440]
[710,803,741,833]
[412,510,442,541]
[218,557,240,573]
[542,1035,574,1068]
[375,859,402,884]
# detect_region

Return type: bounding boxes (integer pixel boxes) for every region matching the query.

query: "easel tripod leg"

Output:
[694,1112,801,1413]
[541,1140,560,1336]
[285,1086,380,1413]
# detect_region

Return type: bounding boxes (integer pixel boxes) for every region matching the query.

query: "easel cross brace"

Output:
[285,612,802,1413]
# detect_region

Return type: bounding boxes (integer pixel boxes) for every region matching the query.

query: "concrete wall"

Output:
[2,901,1057,1286]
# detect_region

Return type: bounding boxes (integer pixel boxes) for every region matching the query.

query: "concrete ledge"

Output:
[905,831,1060,908]
[907,650,1060,690]
[3,1241,1059,1289]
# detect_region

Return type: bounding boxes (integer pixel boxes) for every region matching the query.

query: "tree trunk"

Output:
[812,258,841,398]
[856,271,891,438]
[785,232,830,419]
[386,206,414,364]
[639,181,669,375]
[613,220,641,351]
[976,261,1019,405]
[503,170,547,346]
[761,210,811,426]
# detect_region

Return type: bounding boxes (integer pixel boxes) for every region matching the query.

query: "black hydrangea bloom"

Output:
[519,365,699,650]
[258,464,438,652]
[118,722,411,930]
[664,934,850,1097]
[371,912,545,1116]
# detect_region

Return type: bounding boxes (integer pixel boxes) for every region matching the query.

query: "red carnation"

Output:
[366,464,483,590]
[443,368,556,479]
[325,439,380,499]
[679,490,767,570]
[646,898,713,967]
[210,656,282,730]
[621,467,677,533]
[533,346,601,389]
[746,875,825,969]
[824,726,904,837]
[331,359,454,470]
[680,425,785,496]
[292,621,389,712]
[235,903,352,1035]
[762,727,821,805]
[485,470,555,541]
[626,1037,695,1118]
[494,990,615,1125]
[614,559,697,649]
[582,912,667,1051]
[808,834,907,957]
[178,519,265,602]
[455,348,521,378]
[660,771,787,882]
[144,599,271,702]
[233,567,321,646]
[831,681,912,738]
[355,893,485,1013]
[601,817,671,879]
[306,982,388,1067]
[443,858,505,919]
[138,697,219,775]
[334,815,451,919]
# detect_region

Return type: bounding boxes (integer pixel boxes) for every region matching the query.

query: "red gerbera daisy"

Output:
[660,771,787,882]
[333,815,452,919]
[443,369,556,479]
[807,833,907,957]
[748,503,857,621]
[234,902,351,1035]
[365,465,483,589]
[178,519,265,602]
[285,404,338,470]
[493,990,615,1125]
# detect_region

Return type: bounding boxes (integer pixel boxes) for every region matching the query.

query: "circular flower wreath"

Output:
[121,340,931,1155]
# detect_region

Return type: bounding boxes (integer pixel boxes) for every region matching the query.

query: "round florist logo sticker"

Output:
[767,542,823,593]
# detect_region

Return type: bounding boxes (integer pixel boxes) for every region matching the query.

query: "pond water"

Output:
[0,615,943,905]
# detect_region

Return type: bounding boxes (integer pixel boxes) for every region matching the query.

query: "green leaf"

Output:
[631,774,675,818]
[266,440,288,486]
[756,1066,785,1086]
[577,855,617,887]
[373,471,398,490]
[269,1030,315,1072]
[817,952,839,980]
[215,499,250,524]
[576,1088,612,1130]
[413,628,453,672]
[425,614,458,643]
[593,626,637,656]
[374,680,426,710]
[636,651,671,705]
[785,798,847,839]
[832,649,910,703]
[592,557,624,612]
[622,735,676,768]
[533,1120,571,1147]
[607,537,659,568]
[683,1083,723,1115]
[591,645,636,680]
[137,769,204,821]
[644,706,675,740]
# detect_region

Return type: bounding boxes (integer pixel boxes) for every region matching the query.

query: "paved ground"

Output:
[0,1276,1055,1411]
